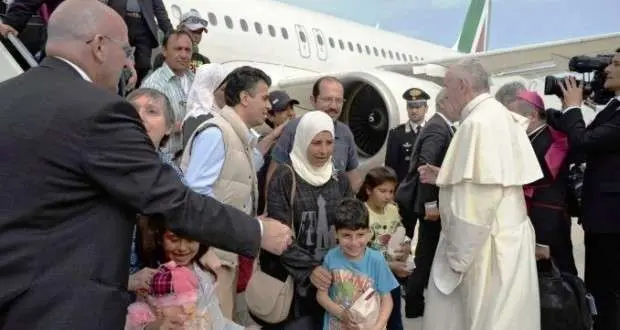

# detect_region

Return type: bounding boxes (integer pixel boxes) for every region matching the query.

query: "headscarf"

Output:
[183,63,230,125]
[290,111,335,186]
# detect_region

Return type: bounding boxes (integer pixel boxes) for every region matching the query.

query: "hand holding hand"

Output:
[128,267,158,292]
[259,217,293,255]
[310,265,332,291]
[418,164,440,185]
[390,261,413,278]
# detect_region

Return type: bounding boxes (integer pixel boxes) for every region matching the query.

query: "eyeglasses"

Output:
[86,35,135,59]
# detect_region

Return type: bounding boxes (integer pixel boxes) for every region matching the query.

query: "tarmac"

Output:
[402,218,585,329]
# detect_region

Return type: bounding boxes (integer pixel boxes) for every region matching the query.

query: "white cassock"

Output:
[422,93,543,330]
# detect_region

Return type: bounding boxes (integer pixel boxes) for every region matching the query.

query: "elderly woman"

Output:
[252,111,353,329]
[125,88,185,294]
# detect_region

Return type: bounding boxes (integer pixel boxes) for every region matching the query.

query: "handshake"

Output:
[258,216,295,255]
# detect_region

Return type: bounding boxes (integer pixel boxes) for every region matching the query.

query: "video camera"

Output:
[544,54,614,105]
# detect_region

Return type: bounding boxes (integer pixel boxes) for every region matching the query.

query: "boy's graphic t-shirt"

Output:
[322,247,399,329]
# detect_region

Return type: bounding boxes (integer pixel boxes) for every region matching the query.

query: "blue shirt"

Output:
[321,246,398,329]
[184,127,263,197]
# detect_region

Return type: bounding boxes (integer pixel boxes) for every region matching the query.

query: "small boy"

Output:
[317,198,399,330]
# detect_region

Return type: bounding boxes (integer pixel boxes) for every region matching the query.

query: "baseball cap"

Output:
[269,91,299,112]
[180,11,208,32]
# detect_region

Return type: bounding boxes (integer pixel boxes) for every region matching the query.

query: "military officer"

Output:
[385,87,430,182]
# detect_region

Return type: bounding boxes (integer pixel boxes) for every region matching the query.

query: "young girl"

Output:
[357,166,413,330]
[126,226,250,330]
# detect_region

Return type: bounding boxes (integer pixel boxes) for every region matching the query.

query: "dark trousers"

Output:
[387,286,403,330]
[548,215,578,275]
[406,218,441,315]
[585,232,620,330]
[126,15,155,87]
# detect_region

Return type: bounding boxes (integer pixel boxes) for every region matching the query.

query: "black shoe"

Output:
[405,301,424,319]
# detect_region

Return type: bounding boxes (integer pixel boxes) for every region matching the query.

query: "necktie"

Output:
[415,125,421,134]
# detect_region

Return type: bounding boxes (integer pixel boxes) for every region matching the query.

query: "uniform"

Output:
[384,88,430,182]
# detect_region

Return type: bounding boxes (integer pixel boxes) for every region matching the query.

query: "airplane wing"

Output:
[380,32,620,79]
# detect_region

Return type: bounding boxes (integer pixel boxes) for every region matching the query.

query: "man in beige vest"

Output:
[181,66,271,326]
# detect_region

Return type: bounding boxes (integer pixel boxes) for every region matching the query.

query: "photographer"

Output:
[548,48,620,330]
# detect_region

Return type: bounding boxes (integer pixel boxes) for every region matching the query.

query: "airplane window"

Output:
[240,19,248,32]
[207,13,218,26]
[365,45,370,55]
[329,37,335,48]
[421,57,425,60]
[408,54,413,62]
[317,35,324,46]
[255,22,263,34]
[347,41,353,52]
[281,28,289,39]
[396,52,401,60]
[225,16,233,29]
[268,25,276,37]
[388,50,393,59]
[373,47,378,56]
[356,43,362,53]
[402,53,408,62]
[339,39,344,50]
[415,56,419,60]
[381,48,386,57]
[299,31,306,42]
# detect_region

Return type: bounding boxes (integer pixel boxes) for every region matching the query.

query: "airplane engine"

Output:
[275,69,444,173]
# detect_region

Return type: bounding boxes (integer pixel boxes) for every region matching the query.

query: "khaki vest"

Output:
[181,106,258,216]
[180,107,258,319]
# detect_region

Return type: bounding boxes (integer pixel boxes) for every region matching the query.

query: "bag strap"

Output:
[281,164,297,238]
[254,163,297,268]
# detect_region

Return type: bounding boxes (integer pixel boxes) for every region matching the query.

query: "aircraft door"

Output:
[312,28,327,61]
[294,24,311,58]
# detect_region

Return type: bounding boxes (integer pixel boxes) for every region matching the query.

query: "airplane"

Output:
[1,0,619,173]
[160,0,619,172]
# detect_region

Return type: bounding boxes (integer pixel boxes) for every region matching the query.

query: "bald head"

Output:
[449,58,490,93]
[47,0,126,43]
[46,0,130,92]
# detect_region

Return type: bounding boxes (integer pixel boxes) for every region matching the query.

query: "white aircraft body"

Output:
[1,0,618,172]
[159,0,618,172]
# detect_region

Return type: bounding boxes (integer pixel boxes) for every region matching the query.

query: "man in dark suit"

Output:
[385,87,429,182]
[548,53,620,330]
[107,0,173,86]
[402,88,459,318]
[0,1,291,329]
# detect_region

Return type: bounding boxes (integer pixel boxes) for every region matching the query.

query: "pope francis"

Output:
[419,59,543,330]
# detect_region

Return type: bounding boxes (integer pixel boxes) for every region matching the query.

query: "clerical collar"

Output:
[527,123,546,137]
[461,93,490,121]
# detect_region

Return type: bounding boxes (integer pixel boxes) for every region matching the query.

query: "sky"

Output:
[275,0,619,50]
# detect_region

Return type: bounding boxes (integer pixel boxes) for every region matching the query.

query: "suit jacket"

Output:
[0,57,261,329]
[385,122,420,182]
[410,114,454,216]
[395,114,453,221]
[550,98,620,233]
[108,0,173,45]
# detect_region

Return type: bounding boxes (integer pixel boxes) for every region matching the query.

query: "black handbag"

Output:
[538,259,593,330]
